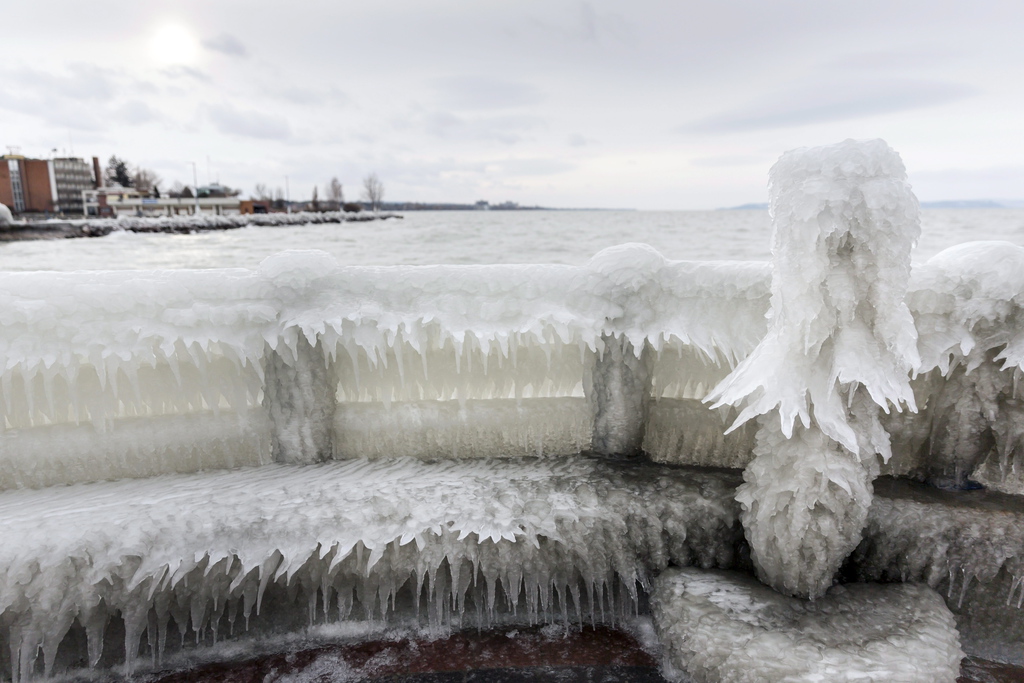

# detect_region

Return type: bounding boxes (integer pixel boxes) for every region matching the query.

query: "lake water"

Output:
[1,209,1023,271]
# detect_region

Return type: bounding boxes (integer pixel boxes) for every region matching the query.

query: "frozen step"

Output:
[651,567,963,683]
[852,476,1024,663]
[0,457,744,680]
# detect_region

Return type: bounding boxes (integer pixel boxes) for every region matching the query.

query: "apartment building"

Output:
[0,155,97,215]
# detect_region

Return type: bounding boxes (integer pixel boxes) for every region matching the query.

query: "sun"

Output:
[150,23,199,65]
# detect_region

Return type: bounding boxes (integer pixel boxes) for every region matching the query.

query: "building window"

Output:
[8,160,25,213]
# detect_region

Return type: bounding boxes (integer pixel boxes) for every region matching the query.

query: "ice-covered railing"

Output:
[3,215,1024,492]
[0,247,772,488]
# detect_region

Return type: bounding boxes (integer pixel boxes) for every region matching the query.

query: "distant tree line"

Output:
[104,156,240,200]
[249,173,384,213]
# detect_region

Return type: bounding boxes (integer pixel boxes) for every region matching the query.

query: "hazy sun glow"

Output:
[150,23,199,65]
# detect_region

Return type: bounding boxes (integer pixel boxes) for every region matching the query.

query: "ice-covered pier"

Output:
[2,139,1024,682]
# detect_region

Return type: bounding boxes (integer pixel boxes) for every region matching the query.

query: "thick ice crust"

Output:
[706,139,922,600]
[333,397,592,460]
[0,457,744,680]
[0,247,769,487]
[644,399,756,468]
[651,567,963,683]
[853,477,1024,611]
[708,139,921,453]
[3,238,1024,487]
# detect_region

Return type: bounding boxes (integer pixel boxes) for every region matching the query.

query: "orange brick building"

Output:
[1,155,97,215]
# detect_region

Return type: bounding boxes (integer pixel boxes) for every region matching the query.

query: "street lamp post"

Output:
[190,162,200,215]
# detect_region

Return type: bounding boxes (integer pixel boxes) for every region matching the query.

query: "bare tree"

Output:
[311,186,320,212]
[254,183,271,201]
[326,177,344,208]
[361,173,384,212]
[131,168,161,194]
[168,181,186,198]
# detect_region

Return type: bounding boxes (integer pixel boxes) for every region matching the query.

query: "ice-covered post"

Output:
[263,335,336,464]
[707,139,921,599]
[259,251,340,465]
[589,334,651,455]
[585,244,660,456]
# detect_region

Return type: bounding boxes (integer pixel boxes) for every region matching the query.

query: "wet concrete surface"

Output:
[140,625,1024,682]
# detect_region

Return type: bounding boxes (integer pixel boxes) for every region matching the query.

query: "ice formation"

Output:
[707,139,922,598]
[0,203,12,227]
[651,567,964,683]
[0,457,745,679]
[5,139,1024,680]
[65,210,389,233]
[853,477,1024,609]
[888,241,1024,491]
[0,246,771,487]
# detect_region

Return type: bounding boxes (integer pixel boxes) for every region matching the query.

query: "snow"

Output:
[62,210,389,233]
[652,567,963,683]
[0,457,745,679]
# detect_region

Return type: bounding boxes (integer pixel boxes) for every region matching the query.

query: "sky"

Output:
[3,1,1023,210]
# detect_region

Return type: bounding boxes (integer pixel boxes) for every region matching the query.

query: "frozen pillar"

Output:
[707,139,921,598]
[588,334,651,456]
[263,336,336,465]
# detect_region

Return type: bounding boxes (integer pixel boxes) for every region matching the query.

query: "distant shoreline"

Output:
[0,211,401,243]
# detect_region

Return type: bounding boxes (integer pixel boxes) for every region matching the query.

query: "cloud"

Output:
[492,158,575,176]
[413,109,544,145]
[160,65,211,82]
[202,33,248,58]
[690,154,766,167]
[207,103,291,140]
[5,63,118,102]
[115,100,158,125]
[276,85,352,107]
[434,76,544,110]
[567,133,589,147]
[681,79,977,133]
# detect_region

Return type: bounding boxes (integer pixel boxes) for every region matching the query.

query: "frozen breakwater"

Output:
[2,139,1023,682]
[0,211,400,242]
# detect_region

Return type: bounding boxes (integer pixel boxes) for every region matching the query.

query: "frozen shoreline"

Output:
[0,211,402,242]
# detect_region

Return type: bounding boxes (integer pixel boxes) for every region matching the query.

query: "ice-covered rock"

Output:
[708,139,921,598]
[651,567,963,683]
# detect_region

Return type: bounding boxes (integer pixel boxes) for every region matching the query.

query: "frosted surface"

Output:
[0,457,744,679]
[652,567,963,683]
